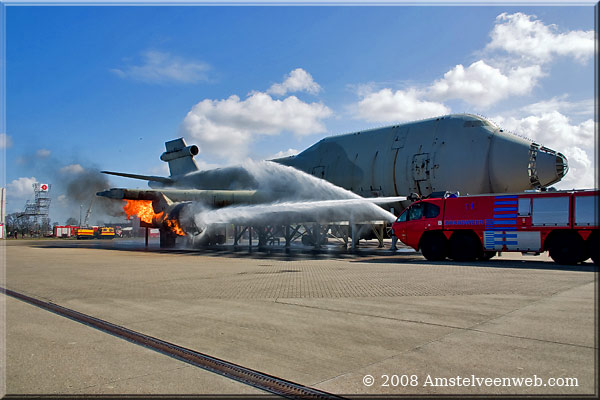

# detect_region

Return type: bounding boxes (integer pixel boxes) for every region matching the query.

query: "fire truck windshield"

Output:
[397,202,440,222]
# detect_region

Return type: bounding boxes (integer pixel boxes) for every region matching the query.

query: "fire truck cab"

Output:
[392,189,598,265]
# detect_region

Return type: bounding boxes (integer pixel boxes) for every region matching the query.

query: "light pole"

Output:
[79,205,83,226]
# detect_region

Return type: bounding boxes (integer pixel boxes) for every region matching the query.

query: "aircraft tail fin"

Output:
[161,138,200,177]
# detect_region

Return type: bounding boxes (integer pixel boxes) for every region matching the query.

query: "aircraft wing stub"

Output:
[101,171,175,185]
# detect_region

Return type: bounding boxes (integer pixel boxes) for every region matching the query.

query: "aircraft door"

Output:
[412,153,433,197]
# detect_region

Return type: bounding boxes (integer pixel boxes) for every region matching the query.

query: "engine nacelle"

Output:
[152,201,193,234]
[160,145,199,162]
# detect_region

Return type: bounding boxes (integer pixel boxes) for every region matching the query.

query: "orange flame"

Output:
[123,200,186,236]
[164,219,186,236]
[124,200,155,224]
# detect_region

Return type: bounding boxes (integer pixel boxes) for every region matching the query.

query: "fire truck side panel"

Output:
[531,196,570,227]
[483,231,541,252]
[574,194,597,227]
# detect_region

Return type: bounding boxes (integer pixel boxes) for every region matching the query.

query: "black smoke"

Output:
[64,168,125,223]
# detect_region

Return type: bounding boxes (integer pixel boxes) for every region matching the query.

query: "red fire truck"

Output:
[392,189,598,265]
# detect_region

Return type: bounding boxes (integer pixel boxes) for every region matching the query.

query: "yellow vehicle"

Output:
[76,228,95,240]
[96,227,115,239]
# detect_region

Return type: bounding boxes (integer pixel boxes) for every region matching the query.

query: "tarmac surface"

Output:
[2,237,598,397]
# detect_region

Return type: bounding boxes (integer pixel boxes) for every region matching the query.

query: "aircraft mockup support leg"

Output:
[248,226,252,250]
[159,228,176,248]
[314,223,321,249]
[233,225,239,246]
[351,224,358,250]
[284,225,301,248]
[234,226,248,247]
[344,225,349,248]
[145,227,149,248]
[336,224,349,249]
[372,224,385,248]
[257,226,267,248]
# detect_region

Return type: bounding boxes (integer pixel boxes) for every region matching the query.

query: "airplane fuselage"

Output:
[273,114,567,198]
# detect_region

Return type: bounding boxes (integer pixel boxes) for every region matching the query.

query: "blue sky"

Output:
[2,4,596,224]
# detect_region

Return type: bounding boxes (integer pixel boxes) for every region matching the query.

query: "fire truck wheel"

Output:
[549,232,584,265]
[420,233,448,261]
[479,251,496,261]
[449,231,482,262]
[588,233,599,266]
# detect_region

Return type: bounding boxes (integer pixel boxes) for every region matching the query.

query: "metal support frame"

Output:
[175,219,389,252]
[371,223,385,248]
[17,183,52,235]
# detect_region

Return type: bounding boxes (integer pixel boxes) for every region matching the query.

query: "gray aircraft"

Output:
[99,113,568,245]
[273,113,568,197]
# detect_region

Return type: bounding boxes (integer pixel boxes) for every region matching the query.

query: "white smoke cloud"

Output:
[493,111,594,189]
[0,133,13,149]
[181,73,332,162]
[486,12,595,64]
[428,61,544,107]
[112,50,210,84]
[267,68,322,96]
[355,88,449,123]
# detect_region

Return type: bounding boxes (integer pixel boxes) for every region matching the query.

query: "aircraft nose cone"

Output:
[534,146,569,187]
[488,132,568,192]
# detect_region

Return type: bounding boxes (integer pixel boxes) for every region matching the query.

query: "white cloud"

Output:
[181,86,332,162]
[355,88,450,123]
[487,12,594,64]
[112,50,210,84]
[60,164,85,175]
[267,68,321,96]
[7,177,37,199]
[521,95,594,117]
[57,194,68,206]
[493,111,594,190]
[0,133,13,149]
[268,148,299,159]
[350,12,592,120]
[36,148,51,157]
[428,61,544,107]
